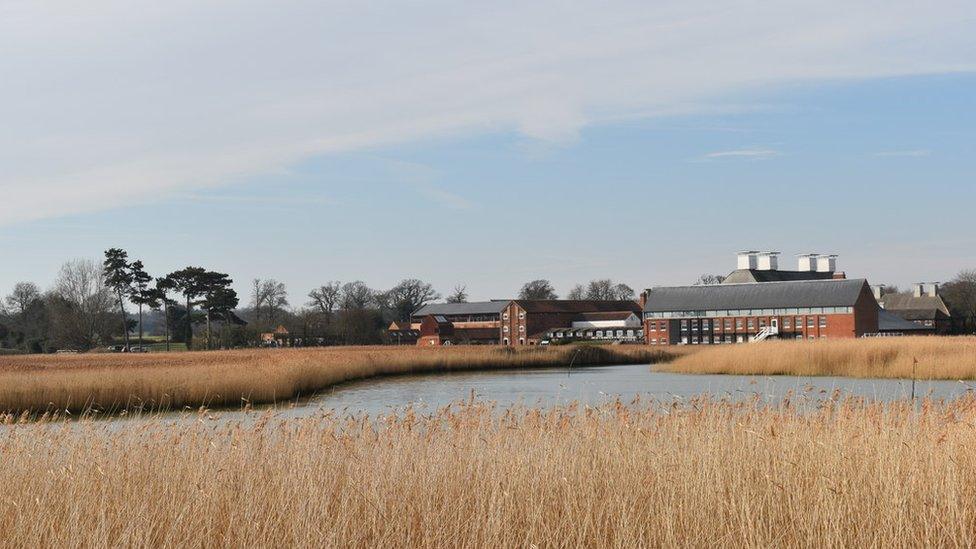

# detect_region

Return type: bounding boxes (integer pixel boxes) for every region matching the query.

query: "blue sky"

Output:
[2,2,975,304]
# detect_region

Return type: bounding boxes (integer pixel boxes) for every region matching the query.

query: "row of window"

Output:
[502,311,527,321]
[552,329,642,339]
[644,306,853,319]
[503,325,526,333]
[648,316,829,332]
[649,334,829,345]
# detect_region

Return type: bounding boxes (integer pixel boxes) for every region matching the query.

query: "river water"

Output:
[262,364,976,419]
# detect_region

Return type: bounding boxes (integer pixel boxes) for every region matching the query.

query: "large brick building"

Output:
[642,278,880,345]
[500,300,642,346]
[405,299,642,346]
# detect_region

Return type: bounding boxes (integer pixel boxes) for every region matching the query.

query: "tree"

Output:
[308,282,342,319]
[941,270,976,334]
[51,259,116,350]
[250,279,289,327]
[578,279,635,300]
[103,248,133,349]
[566,284,586,300]
[385,278,440,321]
[341,281,375,311]
[166,267,208,349]
[152,277,177,351]
[518,279,558,300]
[446,285,468,304]
[128,260,154,348]
[3,282,44,352]
[4,282,41,317]
[694,274,727,286]
[199,272,238,349]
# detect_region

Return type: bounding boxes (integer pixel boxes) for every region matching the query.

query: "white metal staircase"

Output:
[751,325,779,343]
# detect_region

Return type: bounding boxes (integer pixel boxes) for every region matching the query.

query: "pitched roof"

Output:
[643,279,870,312]
[723,269,837,284]
[577,311,639,321]
[412,300,511,317]
[878,294,951,318]
[514,300,641,314]
[878,308,931,332]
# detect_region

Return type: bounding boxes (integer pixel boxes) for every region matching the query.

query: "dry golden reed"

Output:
[0,345,665,415]
[658,336,976,380]
[3,396,976,547]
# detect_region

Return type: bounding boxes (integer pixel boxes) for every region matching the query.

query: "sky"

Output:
[1,1,975,304]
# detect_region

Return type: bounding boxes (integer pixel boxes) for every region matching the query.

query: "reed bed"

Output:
[658,336,976,380]
[0,345,665,415]
[3,396,976,547]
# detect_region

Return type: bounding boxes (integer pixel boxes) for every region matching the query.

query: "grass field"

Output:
[3,396,976,547]
[657,336,976,380]
[0,345,667,415]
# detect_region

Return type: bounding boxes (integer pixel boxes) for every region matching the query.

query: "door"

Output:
[771,318,779,331]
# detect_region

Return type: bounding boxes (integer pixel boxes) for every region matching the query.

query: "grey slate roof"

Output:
[878,294,951,319]
[723,269,837,284]
[643,279,870,312]
[878,308,930,332]
[412,300,511,317]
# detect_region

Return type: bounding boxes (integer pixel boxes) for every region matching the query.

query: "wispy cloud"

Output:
[1,1,973,225]
[701,148,780,160]
[873,149,932,157]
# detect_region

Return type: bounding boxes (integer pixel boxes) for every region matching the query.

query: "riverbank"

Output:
[657,336,976,379]
[0,345,669,415]
[3,397,974,546]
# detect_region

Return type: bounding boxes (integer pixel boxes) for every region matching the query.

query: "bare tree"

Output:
[579,279,634,300]
[308,282,342,317]
[446,285,468,304]
[942,270,976,333]
[566,284,586,300]
[386,278,440,321]
[4,282,41,317]
[341,281,375,311]
[50,259,116,349]
[251,278,289,326]
[694,274,726,286]
[518,280,558,300]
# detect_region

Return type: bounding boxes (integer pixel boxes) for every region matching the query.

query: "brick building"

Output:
[876,283,952,334]
[642,279,880,345]
[501,300,642,346]
[410,301,509,345]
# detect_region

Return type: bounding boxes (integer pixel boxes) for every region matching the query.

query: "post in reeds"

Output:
[911,356,918,401]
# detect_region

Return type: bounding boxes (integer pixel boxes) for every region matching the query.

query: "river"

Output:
[259,363,976,419]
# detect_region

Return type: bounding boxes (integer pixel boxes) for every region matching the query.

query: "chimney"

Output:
[925,283,939,297]
[913,283,924,298]
[872,285,884,302]
[815,254,837,273]
[737,251,759,270]
[797,253,818,272]
[756,251,780,271]
[639,289,650,309]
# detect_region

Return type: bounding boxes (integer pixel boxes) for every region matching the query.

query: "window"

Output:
[702,320,710,330]
[796,334,803,340]
[504,338,510,345]
[519,325,525,332]
[659,321,667,331]
[596,330,604,338]
[651,338,657,345]
[925,320,934,327]
[736,319,743,330]
[724,335,732,343]
[503,312,509,320]
[819,316,827,328]
[808,335,815,340]
[759,318,767,328]
[503,326,509,333]
[784,319,791,329]
[681,336,688,344]
[519,338,525,345]
[807,317,815,328]
[649,323,656,332]
[518,312,525,320]
[616,330,624,337]
[747,319,755,329]
[681,321,688,332]
[795,317,803,328]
